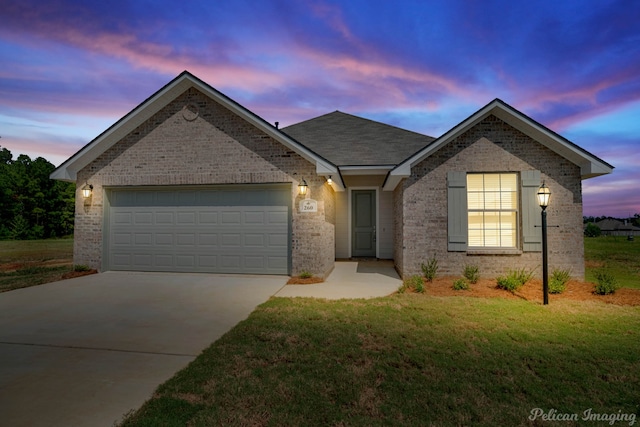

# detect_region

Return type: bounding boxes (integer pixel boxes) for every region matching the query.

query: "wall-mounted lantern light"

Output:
[537,181,551,305]
[82,184,93,199]
[298,178,308,196]
[327,175,332,185]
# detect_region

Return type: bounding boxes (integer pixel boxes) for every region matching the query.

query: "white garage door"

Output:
[105,185,290,274]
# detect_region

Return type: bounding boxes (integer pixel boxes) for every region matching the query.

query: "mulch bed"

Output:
[423,277,640,306]
[60,269,98,280]
[286,276,325,285]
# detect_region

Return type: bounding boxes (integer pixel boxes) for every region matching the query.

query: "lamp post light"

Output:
[537,181,551,305]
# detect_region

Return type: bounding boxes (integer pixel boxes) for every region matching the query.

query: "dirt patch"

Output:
[60,269,98,280]
[0,259,72,272]
[422,277,640,306]
[286,276,325,285]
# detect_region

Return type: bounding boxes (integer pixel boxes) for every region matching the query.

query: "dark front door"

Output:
[352,190,376,257]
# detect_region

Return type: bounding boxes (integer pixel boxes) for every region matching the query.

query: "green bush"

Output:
[453,278,470,291]
[463,264,479,284]
[584,222,601,237]
[593,270,619,295]
[549,268,571,294]
[74,264,91,272]
[421,255,438,282]
[496,268,534,293]
[399,275,426,294]
[299,271,313,279]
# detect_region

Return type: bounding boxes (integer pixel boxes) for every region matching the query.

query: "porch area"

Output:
[276,260,401,300]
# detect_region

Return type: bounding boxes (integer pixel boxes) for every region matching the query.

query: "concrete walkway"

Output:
[276,260,401,299]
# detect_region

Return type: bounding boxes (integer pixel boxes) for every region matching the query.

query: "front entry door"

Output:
[352,190,376,257]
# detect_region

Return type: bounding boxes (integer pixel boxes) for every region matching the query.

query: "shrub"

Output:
[299,271,313,279]
[463,264,479,284]
[593,270,619,295]
[496,268,534,293]
[584,222,601,237]
[453,278,470,291]
[74,264,91,272]
[421,255,438,282]
[496,275,522,292]
[399,275,426,294]
[549,268,571,294]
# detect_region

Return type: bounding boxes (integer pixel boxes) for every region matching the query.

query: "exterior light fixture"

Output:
[82,184,93,199]
[298,178,308,196]
[537,181,551,305]
[327,176,332,185]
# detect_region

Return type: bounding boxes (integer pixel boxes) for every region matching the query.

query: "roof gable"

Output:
[282,111,434,167]
[51,71,342,188]
[383,99,614,191]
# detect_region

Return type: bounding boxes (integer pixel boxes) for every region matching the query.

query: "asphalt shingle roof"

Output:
[281,111,435,167]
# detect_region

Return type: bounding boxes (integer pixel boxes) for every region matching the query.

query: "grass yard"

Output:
[0,238,74,292]
[120,296,640,427]
[585,236,640,289]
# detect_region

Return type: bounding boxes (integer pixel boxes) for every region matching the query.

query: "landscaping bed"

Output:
[423,276,640,306]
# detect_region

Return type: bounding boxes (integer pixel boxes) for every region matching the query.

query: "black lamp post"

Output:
[537,181,551,305]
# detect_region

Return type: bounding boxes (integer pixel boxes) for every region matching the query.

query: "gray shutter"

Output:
[448,171,467,251]
[521,170,542,252]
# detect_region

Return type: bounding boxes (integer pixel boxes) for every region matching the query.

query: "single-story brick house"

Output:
[51,71,613,280]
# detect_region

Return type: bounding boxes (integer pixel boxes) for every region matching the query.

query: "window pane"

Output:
[484,229,500,247]
[468,192,484,209]
[501,191,517,210]
[484,174,501,191]
[468,229,484,246]
[485,192,500,209]
[467,174,484,192]
[468,211,484,227]
[484,212,500,229]
[500,174,517,192]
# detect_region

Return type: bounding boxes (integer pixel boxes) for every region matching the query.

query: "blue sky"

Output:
[1,0,638,217]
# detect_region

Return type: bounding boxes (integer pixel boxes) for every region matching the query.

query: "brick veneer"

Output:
[75,88,335,277]
[394,115,585,280]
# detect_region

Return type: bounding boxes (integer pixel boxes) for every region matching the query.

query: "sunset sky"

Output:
[1,0,638,217]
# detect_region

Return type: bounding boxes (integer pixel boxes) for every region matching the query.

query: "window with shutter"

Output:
[447,170,541,252]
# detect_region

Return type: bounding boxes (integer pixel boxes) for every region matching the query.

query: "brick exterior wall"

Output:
[75,87,335,277]
[394,115,585,280]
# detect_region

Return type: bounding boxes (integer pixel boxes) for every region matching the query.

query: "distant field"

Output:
[584,236,640,289]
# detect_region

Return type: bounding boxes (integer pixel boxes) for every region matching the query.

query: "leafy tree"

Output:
[584,222,601,238]
[0,146,75,240]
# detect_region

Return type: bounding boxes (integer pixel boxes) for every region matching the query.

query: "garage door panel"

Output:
[199,212,218,224]
[177,211,196,225]
[155,234,173,245]
[107,186,290,274]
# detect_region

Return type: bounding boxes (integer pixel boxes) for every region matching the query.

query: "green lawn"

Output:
[0,238,74,292]
[585,236,640,289]
[120,296,640,427]
[0,238,73,264]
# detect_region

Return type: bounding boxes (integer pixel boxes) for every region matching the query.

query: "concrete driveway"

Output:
[0,271,287,427]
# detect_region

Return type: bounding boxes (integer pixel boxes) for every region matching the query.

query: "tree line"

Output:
[0,147,75,240]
